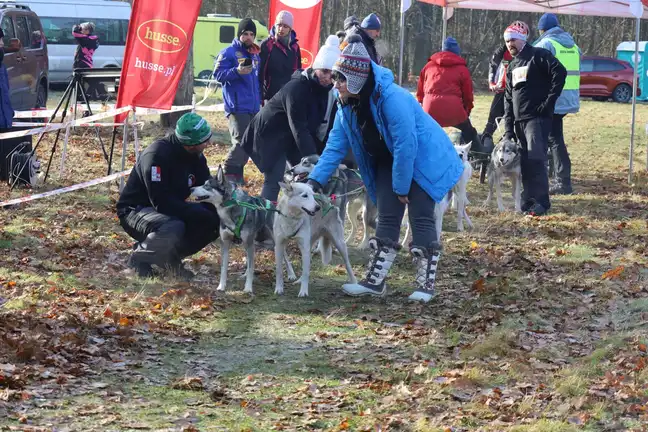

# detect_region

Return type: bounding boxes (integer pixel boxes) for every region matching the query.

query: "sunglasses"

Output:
[332,71,347,83]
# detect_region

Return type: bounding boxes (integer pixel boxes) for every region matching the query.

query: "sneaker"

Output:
[524,202,548,217]
[342,238,399,298]
[407,246,440,304]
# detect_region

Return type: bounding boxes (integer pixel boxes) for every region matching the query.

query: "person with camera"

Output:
[216,18,261,185]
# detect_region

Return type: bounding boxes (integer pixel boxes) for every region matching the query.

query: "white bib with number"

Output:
[512,66,529,86]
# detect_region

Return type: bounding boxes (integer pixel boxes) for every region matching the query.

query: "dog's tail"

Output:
[318,237,333,266]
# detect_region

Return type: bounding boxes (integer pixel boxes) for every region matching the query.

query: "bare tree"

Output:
[160,42,194,128]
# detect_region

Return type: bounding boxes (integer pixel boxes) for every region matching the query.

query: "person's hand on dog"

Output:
[398,195,409,205]
[306,179,322,193]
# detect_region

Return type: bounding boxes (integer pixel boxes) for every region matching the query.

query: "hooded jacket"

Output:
[259,27,302,101]
[309,63,463,204]
[214,39,261,116]
[241,69,331,173]
[416,51,474,127]
[72,25,99,69]
[533,26,581,114]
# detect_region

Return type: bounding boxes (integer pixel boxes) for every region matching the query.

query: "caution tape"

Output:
[0,169,131,208]
[193,104,225,112]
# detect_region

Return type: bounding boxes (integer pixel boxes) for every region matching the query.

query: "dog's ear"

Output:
[462,142,472,154]
[216,166,225,184]
[279,182,293,194]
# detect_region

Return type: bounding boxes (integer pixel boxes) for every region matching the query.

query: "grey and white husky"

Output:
[484,137,522,212]
[273,181,357,297]
[190,166,269,294]
[287,155,377,249]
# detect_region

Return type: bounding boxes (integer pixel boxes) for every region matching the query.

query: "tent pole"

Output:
[398,10,405,85]
[442,7,448,50]
[630,16,640,184]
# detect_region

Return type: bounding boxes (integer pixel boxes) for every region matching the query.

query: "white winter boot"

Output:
[342,237,399,297]
[408,246,441,303]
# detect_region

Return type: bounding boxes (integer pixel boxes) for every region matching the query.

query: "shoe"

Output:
[342,237,399,297]
[127,255,154,278]
[524,202,548,217]
[549,183,573,195]
[481,134,495,154]
[407,246,440,303]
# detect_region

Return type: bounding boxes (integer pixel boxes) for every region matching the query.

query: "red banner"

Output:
[268,0,323,69]
[116,0,201,117]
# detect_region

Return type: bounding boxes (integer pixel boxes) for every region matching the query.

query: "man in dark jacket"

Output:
[343,13,382,65]
[242,37,339,203]
[117,113,220,278]
[215,18,261,185]
[503,21,567,216]
[259,11,302,102]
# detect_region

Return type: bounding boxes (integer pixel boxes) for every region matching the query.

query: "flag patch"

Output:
[151,166,161,182]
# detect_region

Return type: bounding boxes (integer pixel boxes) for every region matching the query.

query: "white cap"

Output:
[312,35,342,70]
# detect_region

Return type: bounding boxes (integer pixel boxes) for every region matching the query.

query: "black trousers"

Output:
[515,117,552,211]
[548,113,572,187]
[483,92,505,137]
[454,118,480,148]
[119,206,219,268]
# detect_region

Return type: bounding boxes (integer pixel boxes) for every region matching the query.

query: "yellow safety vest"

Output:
[548,39,580,90]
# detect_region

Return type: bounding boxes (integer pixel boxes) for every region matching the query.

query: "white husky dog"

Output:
[273,182,357,297]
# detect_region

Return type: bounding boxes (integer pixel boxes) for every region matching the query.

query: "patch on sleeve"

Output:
[151,166,161,182]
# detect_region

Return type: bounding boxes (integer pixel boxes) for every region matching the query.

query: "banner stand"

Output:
[119,116,130,192]
[59,124,72,179]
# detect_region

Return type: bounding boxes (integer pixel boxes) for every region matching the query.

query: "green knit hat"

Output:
[175,113,212,145]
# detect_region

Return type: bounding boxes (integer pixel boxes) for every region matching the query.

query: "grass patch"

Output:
[510,420,581,432]
[461,319,523,359]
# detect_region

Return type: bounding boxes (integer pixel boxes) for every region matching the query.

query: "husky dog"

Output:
[273,181,357,297]
[401,141,473,247]
[286,155,376,249]
[190,167,270,294]
[484,137,522,212]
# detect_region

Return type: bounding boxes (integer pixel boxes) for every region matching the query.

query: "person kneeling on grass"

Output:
[116,113,220,279]
[306,35,463,303]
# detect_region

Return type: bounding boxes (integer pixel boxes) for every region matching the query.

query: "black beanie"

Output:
[238,18,256,37]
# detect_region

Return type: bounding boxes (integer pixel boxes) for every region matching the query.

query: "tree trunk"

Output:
[160,41,194,128]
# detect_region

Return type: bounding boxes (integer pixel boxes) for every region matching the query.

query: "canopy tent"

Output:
[398,0,648,182]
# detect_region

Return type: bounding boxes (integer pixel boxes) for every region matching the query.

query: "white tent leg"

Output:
[629,16,640,184]
[398,11,405,85]
[441,7,448,50]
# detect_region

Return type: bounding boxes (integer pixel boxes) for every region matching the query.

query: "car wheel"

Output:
[35,81,47,108]
[612,84,632,103]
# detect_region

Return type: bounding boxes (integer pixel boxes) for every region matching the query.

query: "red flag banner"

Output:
[268,0,323,69]
[116,0,201,116]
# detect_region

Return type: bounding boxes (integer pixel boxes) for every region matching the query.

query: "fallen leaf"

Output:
[602,266,624,280]
[118,317,129,326]
[171,377,204,391]
[639,343,647,353]
[472,278,486,293]
[103,306,113,318]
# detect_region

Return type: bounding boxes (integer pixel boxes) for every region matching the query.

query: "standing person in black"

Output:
[258,11,302,103]
[503,21,566,216]
[116,113,220,279]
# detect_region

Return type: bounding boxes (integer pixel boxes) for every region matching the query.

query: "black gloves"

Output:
[306,179,323,193]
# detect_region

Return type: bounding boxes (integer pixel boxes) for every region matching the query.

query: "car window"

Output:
[27,16,44,49]
[581,59,594,72]
[219,25,235,43]
[15,15,30,49]
[1,15,15,46]
[594,60,625,72]
[40,17,128,46]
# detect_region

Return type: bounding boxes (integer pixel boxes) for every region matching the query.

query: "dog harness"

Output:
[222,192,276,242]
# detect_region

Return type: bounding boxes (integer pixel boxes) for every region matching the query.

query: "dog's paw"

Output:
[457,223,464,232]
[287,273,298,282]
[297,290,309,297]
[243,287,254,295]
[216,284,225,292]
[292,276,303,285]
[274,286,285,295]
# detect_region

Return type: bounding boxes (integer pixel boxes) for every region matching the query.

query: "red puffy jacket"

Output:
[416,51,474,128]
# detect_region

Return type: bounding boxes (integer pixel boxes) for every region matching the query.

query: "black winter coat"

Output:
[116,136,216,226]
[259,29,302,101]
[242,70,332,173]
[504,44,567,135]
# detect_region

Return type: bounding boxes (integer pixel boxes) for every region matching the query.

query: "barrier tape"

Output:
[0,106,133,140]
[194,104,225,112]
[0,169,130,208]
[0,165,221,209]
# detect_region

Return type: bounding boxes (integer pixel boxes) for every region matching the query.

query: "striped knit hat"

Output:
[333,34,371,94]
[175,113,212,146]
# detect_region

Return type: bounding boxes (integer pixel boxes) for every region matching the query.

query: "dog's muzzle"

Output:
[302,205,320,216]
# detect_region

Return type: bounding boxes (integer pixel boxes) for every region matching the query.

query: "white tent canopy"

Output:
[400,0,648,181]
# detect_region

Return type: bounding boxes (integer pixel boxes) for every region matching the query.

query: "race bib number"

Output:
[151,166,161,182]
[512,66,528,86]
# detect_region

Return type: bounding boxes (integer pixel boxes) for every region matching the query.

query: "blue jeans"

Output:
[374,164,439,249]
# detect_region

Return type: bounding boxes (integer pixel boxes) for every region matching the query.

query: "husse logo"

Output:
[301,48,314,68]
[137,19,188,54]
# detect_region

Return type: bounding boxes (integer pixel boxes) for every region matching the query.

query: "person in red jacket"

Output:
[417,37,480,149]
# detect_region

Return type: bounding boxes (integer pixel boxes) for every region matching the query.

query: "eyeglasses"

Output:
[332,71,347,83]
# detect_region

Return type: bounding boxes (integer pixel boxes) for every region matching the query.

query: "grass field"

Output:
[0,93,647,432]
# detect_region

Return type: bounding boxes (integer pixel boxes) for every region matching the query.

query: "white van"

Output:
[15,0,130,85]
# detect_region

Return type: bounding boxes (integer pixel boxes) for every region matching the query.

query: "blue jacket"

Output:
[0,65,13,129]
[534,27,581,114]
[214,39,261,116]
[309,63,463,204]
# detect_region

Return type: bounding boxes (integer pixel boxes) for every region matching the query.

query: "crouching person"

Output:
[307,36,463,303]
[116,113,220,279]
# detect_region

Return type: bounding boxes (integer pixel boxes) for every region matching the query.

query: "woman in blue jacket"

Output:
[307,35,463,303]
